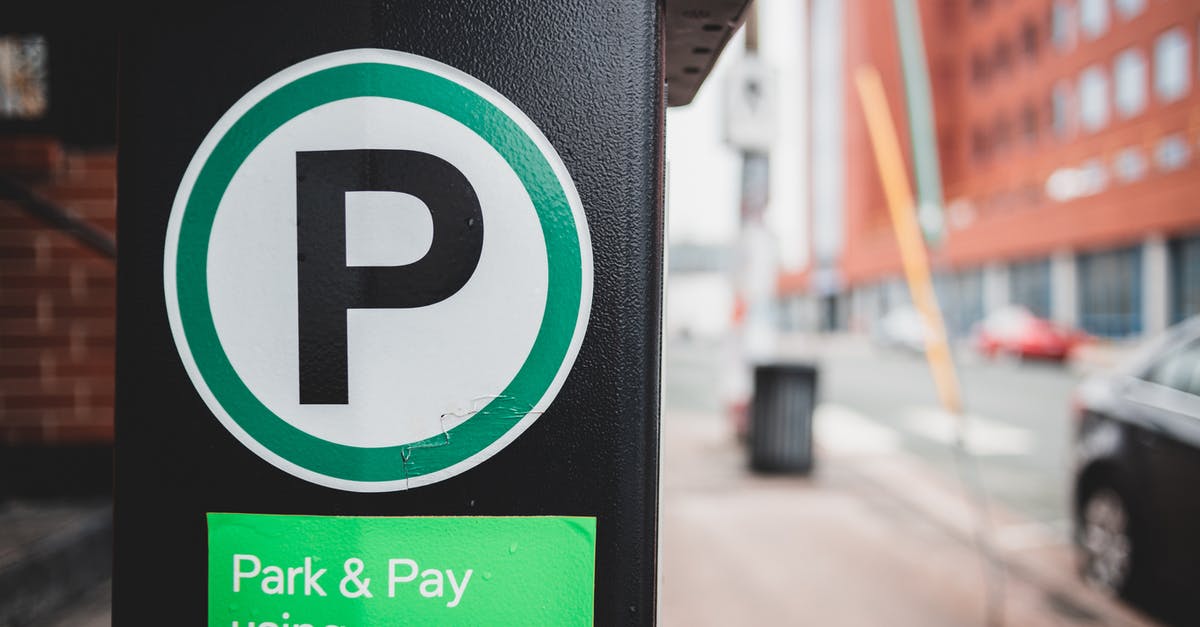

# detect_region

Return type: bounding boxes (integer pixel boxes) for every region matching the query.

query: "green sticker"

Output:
[208,513,596,626]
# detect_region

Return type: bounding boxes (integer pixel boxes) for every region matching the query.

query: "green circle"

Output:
[174,61,583,483]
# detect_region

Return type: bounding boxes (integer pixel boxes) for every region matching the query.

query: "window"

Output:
[1171,235,1200,323]
[1010,259,1052,318]
[1021,20,1040,59]
[1145,340,1200,396]
[1078,65,1109,131]
[1051,1,1076,50]
[1114,48,1147,117]
[1079,0,1109,40]
[1114,0,1144,21]
[1112,146,1148,183]
[1050,81,1072,136]
[1154,28,1190,102]
[1078,246,1142,338]
[0,35,48,120]
[1155,133,1191,172]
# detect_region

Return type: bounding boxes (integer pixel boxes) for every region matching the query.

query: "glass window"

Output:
[1114,48,1147,117]
[1154,28,1190,102]
[0,35,49,120]
[1021,20,1039,59]
[1078,65,1109,132]
[1112,146,1148,183]
[1051,81,1072,136]
[1145,340,1200,396]
[1078,246,1142,338]
[1155,133,1191,172]
[1052,1,1076,51]
[1114,0,1144,20]
[1171,235,1200,323]
[1080,0,1110,40]
[1010,259,1052,318]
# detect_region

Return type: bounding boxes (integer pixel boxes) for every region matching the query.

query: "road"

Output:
[664,333,1085,528]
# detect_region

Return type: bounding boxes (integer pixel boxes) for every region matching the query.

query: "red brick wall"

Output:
[0,138,116,445]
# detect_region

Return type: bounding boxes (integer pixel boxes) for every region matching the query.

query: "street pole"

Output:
[114,2,663,623]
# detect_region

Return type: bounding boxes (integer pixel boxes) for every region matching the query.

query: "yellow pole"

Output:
[854,66,963,416]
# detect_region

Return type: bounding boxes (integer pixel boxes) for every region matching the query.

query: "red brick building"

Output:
[794,0,1200,339]
[0,20,117,493]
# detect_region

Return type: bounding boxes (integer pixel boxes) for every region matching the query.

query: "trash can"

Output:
[748,362,818,474]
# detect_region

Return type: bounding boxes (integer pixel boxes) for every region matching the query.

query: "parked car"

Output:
[974,305,1087,361]
[1072,315,1200,624]
[872,305,929,354]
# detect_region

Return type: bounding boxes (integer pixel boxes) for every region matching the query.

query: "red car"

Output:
[975,305,1089,361]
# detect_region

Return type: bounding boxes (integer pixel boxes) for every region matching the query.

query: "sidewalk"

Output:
[658,406,1158,627]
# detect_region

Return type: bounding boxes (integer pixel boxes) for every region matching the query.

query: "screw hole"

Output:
[701,23,723,32]
[683,66,701,75]
[693,46,713,54]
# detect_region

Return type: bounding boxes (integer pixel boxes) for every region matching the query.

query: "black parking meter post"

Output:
[115,2,665,623]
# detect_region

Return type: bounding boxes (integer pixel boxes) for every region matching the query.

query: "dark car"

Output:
[1072,315,1200,624]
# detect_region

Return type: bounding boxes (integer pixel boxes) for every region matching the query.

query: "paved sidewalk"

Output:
[658,407,1158,627]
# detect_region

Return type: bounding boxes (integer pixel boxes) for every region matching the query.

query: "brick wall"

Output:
[0,138,116,446]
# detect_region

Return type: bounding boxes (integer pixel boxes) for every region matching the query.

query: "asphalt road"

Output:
[664,333,1085,528]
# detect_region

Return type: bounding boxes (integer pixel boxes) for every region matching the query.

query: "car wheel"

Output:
[1078,486,1136,597]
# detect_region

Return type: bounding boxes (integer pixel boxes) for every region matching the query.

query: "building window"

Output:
[1155,133,1191,172]
[1051,81,1072,136]
[934,270,984,338]
[1021,20,1040,60]
[1079,246,1142,338]
[1171,234,1200,323]
[1112,146,1148,183]
[0,34,48,120]
[1010,259,1052,318]
[1080,0,1109,40]
[1114,48,1147,117]
[1154,28,1190,103]
[1051,1,1076,51]
[1078,65,1109,132]
[1114,0,1144,20]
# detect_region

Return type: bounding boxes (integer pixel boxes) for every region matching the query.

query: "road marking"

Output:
[901,406,1034,456]
[814,403,901,455]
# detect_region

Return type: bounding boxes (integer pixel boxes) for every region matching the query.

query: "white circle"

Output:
[163,49,593,491]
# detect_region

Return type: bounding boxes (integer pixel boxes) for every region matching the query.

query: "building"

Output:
[0,15,117,495]
[791,0,1200,340]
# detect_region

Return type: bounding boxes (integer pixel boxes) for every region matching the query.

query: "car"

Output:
[872,305,929,354]
[974,305,1087,361]
[1071,315,1200,624]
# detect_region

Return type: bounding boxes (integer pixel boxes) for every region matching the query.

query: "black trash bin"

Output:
[748,362,818,474]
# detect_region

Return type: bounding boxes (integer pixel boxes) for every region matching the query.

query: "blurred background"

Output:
[2,0,1200,625]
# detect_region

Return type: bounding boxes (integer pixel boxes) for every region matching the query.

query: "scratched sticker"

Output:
[164,49,592,492]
